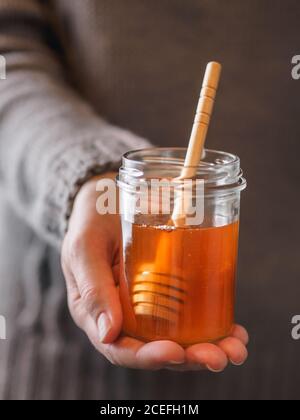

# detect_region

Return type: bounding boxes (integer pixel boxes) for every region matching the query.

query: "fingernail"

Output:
[206,365,225,373]
[98,313,112,343]
[168,360,185,365]
[230,359,245,367]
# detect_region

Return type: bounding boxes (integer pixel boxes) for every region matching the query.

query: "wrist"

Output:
[69,172,119,230]
[74,172,117,205]
[79,172,117,194]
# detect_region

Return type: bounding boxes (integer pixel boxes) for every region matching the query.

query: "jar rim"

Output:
[120,148,246,193]
[123,147,240,170]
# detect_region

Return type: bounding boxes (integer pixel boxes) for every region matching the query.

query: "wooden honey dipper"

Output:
[133,62,222,323]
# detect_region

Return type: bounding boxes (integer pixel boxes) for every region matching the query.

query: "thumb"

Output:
[73,249,122,344]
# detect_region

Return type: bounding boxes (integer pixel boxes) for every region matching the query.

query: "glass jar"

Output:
[117,148,246,346]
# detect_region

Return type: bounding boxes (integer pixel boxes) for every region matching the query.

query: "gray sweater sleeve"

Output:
[0,0,150,248]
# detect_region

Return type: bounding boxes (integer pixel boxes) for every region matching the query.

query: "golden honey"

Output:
[120,221,239,346]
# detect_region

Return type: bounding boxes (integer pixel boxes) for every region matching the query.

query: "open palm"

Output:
[62,175,248,372]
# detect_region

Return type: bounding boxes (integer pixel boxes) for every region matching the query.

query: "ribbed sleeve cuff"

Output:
[41,126,151,248]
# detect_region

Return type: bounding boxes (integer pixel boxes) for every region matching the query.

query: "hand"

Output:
[62,174,249,372]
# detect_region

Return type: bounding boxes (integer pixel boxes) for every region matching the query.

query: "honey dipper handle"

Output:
[172,62,222,226]
[180,62,222,180]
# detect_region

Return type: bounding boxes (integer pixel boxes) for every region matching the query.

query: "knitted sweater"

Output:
[0,0,153,248]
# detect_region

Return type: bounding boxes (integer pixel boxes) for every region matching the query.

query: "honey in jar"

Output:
[118,148,246,346]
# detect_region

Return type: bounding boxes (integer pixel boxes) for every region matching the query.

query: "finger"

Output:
[135,340,186,370]
[217,337,248,367]
[185,343,228,373]
[71,238,122,344]
[230,325,249,346]
[112,264,120,286]
[83,316,186,370]
[104,338,186,370]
